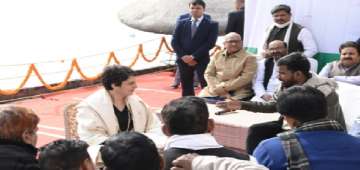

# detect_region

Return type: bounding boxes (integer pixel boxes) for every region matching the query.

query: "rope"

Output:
[0,37,221,96]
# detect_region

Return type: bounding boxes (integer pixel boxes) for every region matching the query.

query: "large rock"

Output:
[118,0,233,35]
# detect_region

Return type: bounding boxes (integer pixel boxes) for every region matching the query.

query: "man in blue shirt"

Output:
[253,86,360,170]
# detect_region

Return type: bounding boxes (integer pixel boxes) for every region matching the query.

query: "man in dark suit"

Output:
[178,13,211,22]
[170,13,210,89]
[225,0,245,38]
[171,0,219,96]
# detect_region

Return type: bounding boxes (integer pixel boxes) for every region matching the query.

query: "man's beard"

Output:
[281,80,296,88]
[273,52,287,60]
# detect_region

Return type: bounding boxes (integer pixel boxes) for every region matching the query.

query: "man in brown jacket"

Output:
[198,32,257,100]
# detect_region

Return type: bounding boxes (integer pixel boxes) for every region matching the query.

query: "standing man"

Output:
[225,0,245,38]
[260,4,318,72]
[171,0,219,96]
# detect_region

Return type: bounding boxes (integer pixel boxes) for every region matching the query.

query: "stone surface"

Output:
[118,0,233,35]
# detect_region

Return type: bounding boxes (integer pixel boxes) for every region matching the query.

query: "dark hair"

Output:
[339,41,360,54]
[189,0,206,8]
[100,132,161,170]
[277,52,311,77]
[101,65,135,90]
[277,86,328,123]
[161,96,209,135]
[39,139,90,170]
[0,105,39,142]
[271,4,291,14]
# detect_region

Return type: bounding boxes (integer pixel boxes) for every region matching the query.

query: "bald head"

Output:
[268,40,288,60]
[225,32,242,42]
[224,32,243,54]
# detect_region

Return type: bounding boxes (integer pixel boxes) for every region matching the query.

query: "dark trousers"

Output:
[178,60,208,96]
[246,116,285,154]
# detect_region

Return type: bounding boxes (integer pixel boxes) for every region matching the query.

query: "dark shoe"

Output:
[171,84,179,89]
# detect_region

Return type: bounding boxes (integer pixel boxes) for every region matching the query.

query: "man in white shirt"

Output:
[319,41,360,86]
[259,4,318,72]
[252,40,287,102]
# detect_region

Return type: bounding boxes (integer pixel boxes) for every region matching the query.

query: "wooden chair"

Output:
[63,102,80,140]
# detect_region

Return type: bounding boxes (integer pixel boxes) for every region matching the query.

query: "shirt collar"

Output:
[164,133,223,150]
[191,15,204,23]
[222,49,243,58]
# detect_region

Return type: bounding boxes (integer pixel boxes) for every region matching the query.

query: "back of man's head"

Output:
[277,86,328,123]
[100,132,161,170]
[277,52,311,77]
[161,96,209,135]
[39,139,92,170]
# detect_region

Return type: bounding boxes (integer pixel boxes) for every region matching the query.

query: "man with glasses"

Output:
[199,32,257,100]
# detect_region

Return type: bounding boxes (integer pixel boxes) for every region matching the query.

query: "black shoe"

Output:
[171,84,179,89]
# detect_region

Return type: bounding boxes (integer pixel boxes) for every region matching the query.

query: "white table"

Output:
[207,104,280,151]
[336,81,360,130]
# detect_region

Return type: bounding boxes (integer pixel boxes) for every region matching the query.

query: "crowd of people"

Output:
[1,0,359,170]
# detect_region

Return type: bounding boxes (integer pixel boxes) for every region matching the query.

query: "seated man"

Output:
[199,32,257,100]
[76,65,160,160]
[319,41,360,85]
[217,52,346,154]
[252,40,287,102]
[161,96,249,170]
[254,86,360,170]
[39,139,95,170]
[100,132,162,170]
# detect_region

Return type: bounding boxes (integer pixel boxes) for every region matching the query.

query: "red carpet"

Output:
[10,71,200,146]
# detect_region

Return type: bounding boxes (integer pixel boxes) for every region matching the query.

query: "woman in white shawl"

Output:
[76,65,161,163]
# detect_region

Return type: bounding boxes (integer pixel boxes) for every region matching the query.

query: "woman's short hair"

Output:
[0,105,39,142]
[101,65,135,90]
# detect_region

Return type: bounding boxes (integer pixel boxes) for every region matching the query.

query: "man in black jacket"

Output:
[161,96,249,170]
[225,0,245,38]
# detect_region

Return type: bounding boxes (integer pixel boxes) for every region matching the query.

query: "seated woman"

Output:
[0,105,40,170]
[319,41,360,85]
[76,65,161,161]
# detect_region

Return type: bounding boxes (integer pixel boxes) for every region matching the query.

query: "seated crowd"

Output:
[0,1,359,170]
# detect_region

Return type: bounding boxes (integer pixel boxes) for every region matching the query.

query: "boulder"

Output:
[118,0,233,35]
